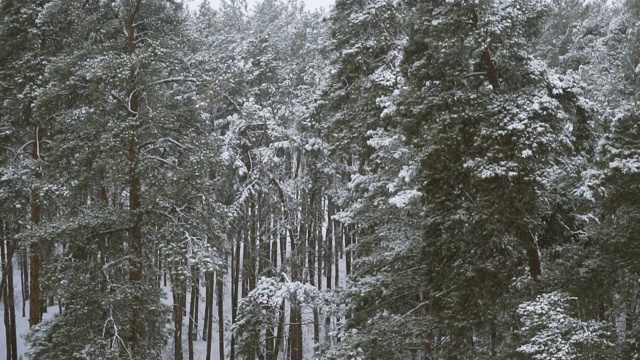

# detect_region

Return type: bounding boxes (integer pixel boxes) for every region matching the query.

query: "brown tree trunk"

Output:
[2,262,12,360]
[172,281,184,360]
[325,200,333,341]
[6,240,17,360]
[523,229,542,283]
[203,272,210,340]
[188,268,198,360]
[273,299,285,360]
[334,221,340,290]
[205,272,214,360]
[2,233,17,360]
[18,251,28,318]
[126,1,144,355]
[308,192,320,345]
[231,230,241,360]
[21,247,27,318]
[29,126,43,328]
[217,272,225,360]
[289,213,303,360]
[289,306,303,360]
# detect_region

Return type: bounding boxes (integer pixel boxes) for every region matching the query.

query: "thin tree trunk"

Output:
[126,1,145,354]
[325,200,333,343]
[523,228,542,283]
[0,222,16,359]
[289,212,303,360]
[21,246,30,300]
[217,272,225,360]
[2,268,12,360]
[188,268,197,360]
[273,299,285,360]
[203,271,210,340]
[29,126,43,328]
[231,230,241,360]
[308,192,320,345]
[334,221,340,290]
[2,235,15,360]
[345,224,353,276]
[18,249,28,318]
[205,272,214,360]
[21,247,27,318]
[172,280,184,360]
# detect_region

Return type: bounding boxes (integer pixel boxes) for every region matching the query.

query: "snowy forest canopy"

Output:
[1,0,639,359]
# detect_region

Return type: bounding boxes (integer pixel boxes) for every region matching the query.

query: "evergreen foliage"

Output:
[2,0,640,359]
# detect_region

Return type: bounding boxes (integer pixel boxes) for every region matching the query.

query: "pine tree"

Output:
[20,1,227,358]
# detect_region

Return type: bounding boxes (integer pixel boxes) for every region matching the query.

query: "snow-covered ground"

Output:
[1,248,348,359]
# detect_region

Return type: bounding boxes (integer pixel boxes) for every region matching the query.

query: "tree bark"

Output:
[205,272,214,360]
[203,272,210,340]
[2,234,17,360]
[231,230,241,360]
[21,247,27,318]
[289,212,303,360]
[29,126,43,328]
[523,229,542,283]
[188,268,198,360]
[126,1,144,355]
[7,240,17,360]
[308,192,320,345]
[172,280,184,360]
[217,272,225,360]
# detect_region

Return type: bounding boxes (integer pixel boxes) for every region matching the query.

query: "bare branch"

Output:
[151,77,198,86]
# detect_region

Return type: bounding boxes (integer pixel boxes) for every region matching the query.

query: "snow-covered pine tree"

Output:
[22,1,227,359]
[398,0,597,357]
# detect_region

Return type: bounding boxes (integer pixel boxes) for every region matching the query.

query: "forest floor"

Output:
[0,254,330,359]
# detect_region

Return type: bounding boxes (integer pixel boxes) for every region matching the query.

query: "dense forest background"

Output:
[1,0,640,359]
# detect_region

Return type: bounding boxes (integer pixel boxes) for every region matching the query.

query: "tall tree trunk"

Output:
[231,230,241,360]
[205,272,214,360]
[126,2,144,355]
[345,224,353,276]
[289,213,303,360]
[188,268,198,360]
[273,299,286,360]
[7,240,17,360]
[334,221,340,290]
[308,192,320,345]
[217,272,225,360]
[325,200,333,342]
[266,215,277,360]
[21,247,27,318]
[2,233,17,360]
[2,256,12,360]
[172,279,184,360]
[188,266,200,360]
[29,126,43,328]
[203,272,210,340]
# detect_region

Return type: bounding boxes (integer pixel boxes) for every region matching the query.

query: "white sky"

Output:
[186,0,334,11]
